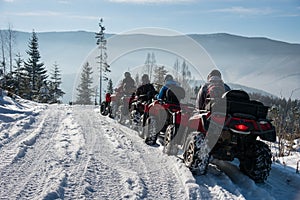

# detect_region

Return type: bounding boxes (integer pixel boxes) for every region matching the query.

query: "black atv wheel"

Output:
[144,116,158,145]
[138,114,146,139]
[116,105,125,124]
[183,132,209,175]
[139,127,145,139]
[109,102,118,119]
[100,102,108,116]
[130,110,141,131]
[239,140,272,183]
[163,125,178,155]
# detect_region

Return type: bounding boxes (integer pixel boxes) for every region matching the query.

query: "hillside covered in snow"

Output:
[1,91,300,200]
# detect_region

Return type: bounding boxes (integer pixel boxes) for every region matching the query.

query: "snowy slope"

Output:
[1,93,300,199]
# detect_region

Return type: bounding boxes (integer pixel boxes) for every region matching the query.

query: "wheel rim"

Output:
[185,142,195,165]
[117,106,123,123]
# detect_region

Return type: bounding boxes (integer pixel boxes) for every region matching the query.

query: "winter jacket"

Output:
[116,76,136,94]
[157,80,180,101]
[136,83,156,98]
[196,76,231,110]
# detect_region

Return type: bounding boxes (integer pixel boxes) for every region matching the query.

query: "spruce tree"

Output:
[95,18,111,104]
[24,30,48,101]
[107,79,113,94]
[153,65,168,91]
[49,62,65,103]
[144,52,156,81]
[12,53,28,97]
[76,62,94,105]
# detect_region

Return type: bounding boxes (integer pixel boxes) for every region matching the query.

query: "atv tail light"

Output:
[259,121,271,131]
[235,124,249,131]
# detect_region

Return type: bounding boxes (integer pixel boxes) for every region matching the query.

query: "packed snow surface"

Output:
[1,93,300,199]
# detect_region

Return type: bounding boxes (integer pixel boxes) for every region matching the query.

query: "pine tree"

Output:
[76,62,94,105]
[153,65,168,91]
[7,24,16,73]
[173,58,180,80]
[0,31,7,90]
[24,30,48,101]
[144,52,156,81]
[12,53,26,96]
[144,53,151,76]
[107,79,113,94]
[135,73,140,86]
[38,80,50,103]
[49,62,65,103]
[181,60,191,81]
[95,18,111,104]
[13,52,31,99]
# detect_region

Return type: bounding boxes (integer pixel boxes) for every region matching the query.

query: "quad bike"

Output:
[162,103,194,155]
[164,90,276,183]
[141,87,186,145]
[129,91,157,132]
[110,92,122,119]
[114,93,135,125]
[100,93,112,117]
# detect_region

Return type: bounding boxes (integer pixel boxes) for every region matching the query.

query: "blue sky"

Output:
[0,0,300,43]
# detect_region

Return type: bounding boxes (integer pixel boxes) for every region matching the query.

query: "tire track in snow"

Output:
[102,118,188,199]
[211,159,274,200]
[0,105,66,199]
[105,116,195,199]
[0,106,44,170]
[195,164,245,200]
[65,106,125,199]
[69,106,188,199]
[116,121,243,200]
[259,163,300,200]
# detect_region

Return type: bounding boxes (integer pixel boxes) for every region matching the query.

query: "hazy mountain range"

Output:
[6,30,300,102]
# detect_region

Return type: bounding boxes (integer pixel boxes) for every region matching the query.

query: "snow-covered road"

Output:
[1,103,300,199]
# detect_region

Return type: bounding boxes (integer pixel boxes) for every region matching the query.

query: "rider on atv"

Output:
[143,74,185,145]
[130,74,156,128]
[156,74,183,104]
[136,74,156,102]
[196,69,231,111]
[111,72,136,120]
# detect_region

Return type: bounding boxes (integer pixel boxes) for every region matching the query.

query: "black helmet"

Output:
[207,69,221,80]
[141,74,149,83]
[164,74,173,82]
[124,72,131,78]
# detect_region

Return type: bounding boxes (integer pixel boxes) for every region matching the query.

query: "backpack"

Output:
[206,82,225,100]
[165,85,185,104]
[205,82,225,110]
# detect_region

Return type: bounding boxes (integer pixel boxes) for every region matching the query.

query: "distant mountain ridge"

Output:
[2,30,299,102]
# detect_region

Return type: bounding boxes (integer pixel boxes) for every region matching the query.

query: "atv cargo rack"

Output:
[223,90,269,120]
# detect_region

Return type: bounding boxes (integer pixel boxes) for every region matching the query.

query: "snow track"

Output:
[1,104,300,199]
[0,104,69,199]
[70,105,188,199]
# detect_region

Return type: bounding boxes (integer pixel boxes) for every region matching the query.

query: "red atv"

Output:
[129,91,157,132]
[141,87,186,145]
[100,93,113,117]
[165,90,276,183]
[114,93,135,124]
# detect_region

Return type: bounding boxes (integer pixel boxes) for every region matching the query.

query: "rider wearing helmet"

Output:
[116,71,136,94]
[196,69,231,110]
[136,74,156,100]
[157,74,184,104]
